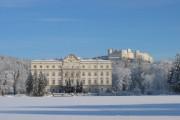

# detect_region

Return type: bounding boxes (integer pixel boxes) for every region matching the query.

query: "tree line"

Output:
[112,54,180,95]
[0,54,180,96]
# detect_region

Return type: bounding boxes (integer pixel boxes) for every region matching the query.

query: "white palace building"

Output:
[31,54,112,93]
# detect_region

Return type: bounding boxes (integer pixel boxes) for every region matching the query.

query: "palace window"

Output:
[106,78,109,84]
[33,65,37,68]
[52,80,55,85]
[40,65,42,68]
[46,65,49,68]
[52,72,55,76]
[94,72,97,76]
[101,72,104,76]
[100,65,103,68]
[52,65,55,68]
[94,79,97,84]
[94,65,97,69]
[101,80,104,85]
[82,80,85,84]
[106,72,109,76]
[58,72,61,76]
[88,79,91,85]
[82,72,85,76]
[76,73,79,77]
[65,72,68,77]
[88,72,91,76]
[106,65,109,69]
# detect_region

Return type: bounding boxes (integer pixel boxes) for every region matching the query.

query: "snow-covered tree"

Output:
[168,54,180,93]
[130,62,145,94]
[112,58,172,95]
[0,56,30,95]
[151,60,172,94]
[12,70,20,95]
[112,60,132,93]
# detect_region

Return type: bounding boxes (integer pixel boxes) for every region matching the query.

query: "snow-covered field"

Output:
[0,96,180,120]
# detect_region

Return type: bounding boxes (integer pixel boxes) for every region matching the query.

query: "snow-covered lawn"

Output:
[0,95,180,120]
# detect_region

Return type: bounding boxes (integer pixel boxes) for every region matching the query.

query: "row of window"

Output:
[45,72,110,77]
[33,65,110,69]
[82,72,110,76]
[33,65,61,69]
[82,65,110,69]
[49,79,110,85]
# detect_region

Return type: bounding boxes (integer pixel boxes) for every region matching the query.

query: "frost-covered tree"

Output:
[112,60,132,93]
[12,70,20,95]
[130,62,145,94]
[168,54,180,93]
[151,60,172,94]
[130,60,172,95]
[112,58,172,95]
[0,56,30,95]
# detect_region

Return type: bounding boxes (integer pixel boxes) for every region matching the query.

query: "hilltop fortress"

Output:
[107,48,153,63]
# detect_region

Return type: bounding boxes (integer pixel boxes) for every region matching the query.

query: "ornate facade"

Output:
[31,54,112,93]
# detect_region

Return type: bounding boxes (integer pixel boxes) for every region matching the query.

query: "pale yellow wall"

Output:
[31,55,112,88]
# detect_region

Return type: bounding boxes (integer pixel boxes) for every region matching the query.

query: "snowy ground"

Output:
[0,96,180,120]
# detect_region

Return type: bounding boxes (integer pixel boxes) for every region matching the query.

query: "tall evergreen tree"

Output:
[26,71,48,96]
[76,80,83,93]
[25,71,33,95]
[32,71,39,96]
[79,81,83,93]
[65,79,70,93]
[76,80,80,93]
[168,54,180,93]
[38,72,48,96]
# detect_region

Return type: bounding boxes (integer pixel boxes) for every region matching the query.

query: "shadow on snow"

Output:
[1,103,180,116]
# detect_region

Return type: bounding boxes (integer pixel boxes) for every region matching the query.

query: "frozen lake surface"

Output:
[0,95,180,120]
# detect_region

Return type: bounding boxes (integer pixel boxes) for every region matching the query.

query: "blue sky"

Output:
[0,0,179,60]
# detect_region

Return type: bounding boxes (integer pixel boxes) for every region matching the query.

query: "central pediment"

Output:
[63,54,80,63]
